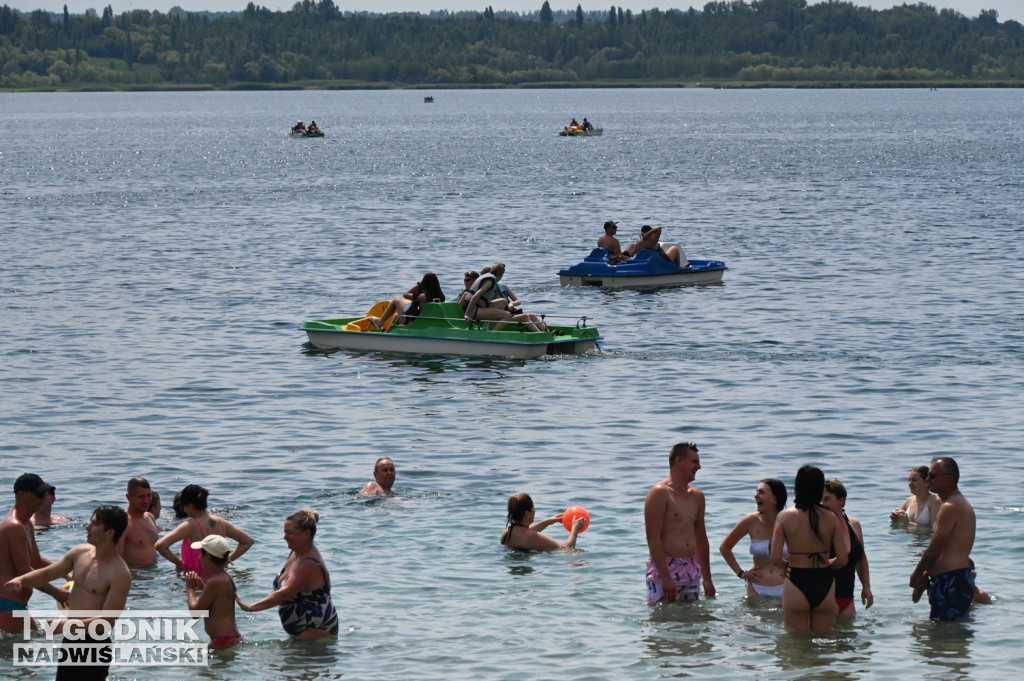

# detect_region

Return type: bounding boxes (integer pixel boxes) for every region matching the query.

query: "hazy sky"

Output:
[11,0,1023,26]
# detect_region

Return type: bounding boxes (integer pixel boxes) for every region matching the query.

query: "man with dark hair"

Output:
[644,443,716,604]
[597,220,626,257]
[1,473,68,632]
[4,505,131,680]
[359,458,397,497]
[624,225,687,267]
[119,476,158,565]
[910,456,976,621]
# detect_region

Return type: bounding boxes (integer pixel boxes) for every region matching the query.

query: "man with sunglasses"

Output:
[1,473,70,632]
[909,457,977,621]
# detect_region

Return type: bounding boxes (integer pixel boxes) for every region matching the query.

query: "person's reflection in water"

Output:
[643,604,719,661]
[909,619,976,678]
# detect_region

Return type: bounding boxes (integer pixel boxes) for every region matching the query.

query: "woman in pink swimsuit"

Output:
[155,484,255,579]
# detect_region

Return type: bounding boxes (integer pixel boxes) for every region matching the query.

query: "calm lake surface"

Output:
[2,88,1023,680]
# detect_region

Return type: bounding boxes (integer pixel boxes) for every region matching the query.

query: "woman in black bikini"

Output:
[771,465,850,633]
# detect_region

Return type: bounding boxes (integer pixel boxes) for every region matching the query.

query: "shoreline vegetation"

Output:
[2,1,1023,92]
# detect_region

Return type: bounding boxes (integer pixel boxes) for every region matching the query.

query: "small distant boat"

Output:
[303,301,601,358]
[424,96,434,103]
[559,127,603,137]
[558,247,726,288]
[290,130,324,138]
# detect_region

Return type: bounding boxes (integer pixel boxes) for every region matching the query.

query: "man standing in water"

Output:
[644,443,716,604]
[5,505,131,681]
[359,458,397,497]
[1,473,69,633]
[910,456,976,621]
[119,476,159,565]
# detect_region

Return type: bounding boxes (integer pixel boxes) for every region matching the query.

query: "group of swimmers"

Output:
[367,263,551,333]
[2,473,350,681]
[503,443,986,634]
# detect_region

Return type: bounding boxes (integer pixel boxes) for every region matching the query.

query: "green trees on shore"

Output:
[2,1,1022,89]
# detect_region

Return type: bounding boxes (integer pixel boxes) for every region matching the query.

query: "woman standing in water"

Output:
[236,509,339,639]
[771,466,849,633]
[890,465,942,528]
[720,478,788,599]
[822,478,873,619]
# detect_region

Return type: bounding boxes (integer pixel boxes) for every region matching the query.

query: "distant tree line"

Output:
[2,0,1023,89]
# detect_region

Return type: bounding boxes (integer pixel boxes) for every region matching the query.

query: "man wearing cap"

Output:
[597,220,627,257]
[359,457,397,497]
[184,535,242,648]
[118,476,159,565]
[1,473,70,632]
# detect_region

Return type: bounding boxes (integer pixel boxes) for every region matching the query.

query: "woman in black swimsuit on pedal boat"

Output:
[771,465,850,633]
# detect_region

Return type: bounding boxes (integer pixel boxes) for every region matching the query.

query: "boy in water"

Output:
[184,535,242,648]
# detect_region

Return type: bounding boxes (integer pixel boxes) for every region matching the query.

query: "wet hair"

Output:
[761,478,787,511]
[287,509,320,538]
[417,272,445,303]
[931,456,960,484]
[93,505,128,544]
[823,478,847,501]
[374,457,395,472]
[149,490,162,517]
[669,442,699,466]
[172,491,186,519]
[506,493,534,526]
[178,484,209,512]
[793,465,826,542]
[911,465,930,480]
[127,476,151,493]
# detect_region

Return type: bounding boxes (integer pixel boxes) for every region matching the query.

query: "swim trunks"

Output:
[646,556,702,605]
[0,595,28,613]
[928,567,975,622]
[210,634,244,648]
[55,633,111,681]
[787,567,834,610]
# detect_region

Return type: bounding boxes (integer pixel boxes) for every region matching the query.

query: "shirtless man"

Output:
[625,225,687,267]
[644,443,716,604]
[1,473,69,633]
[910,456,976,621]
[32,485,70,526]
[359,458,397,497]
[597,220,626,257]
[5,505,131,681]
[118,476,159,565]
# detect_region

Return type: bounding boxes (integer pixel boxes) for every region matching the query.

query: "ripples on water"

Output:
[2,88,1023,680]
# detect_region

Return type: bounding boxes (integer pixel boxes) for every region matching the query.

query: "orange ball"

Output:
[562,506,590,533]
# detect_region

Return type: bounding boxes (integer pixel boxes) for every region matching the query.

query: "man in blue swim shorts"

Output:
[909,456,977,621]
[1,473,70,633]
[644,443,716,604]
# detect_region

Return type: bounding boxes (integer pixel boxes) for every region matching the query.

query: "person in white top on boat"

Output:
[624,225,688,268]
[890,465,942,528]
[358,458,396,497]
[464,263,546,332]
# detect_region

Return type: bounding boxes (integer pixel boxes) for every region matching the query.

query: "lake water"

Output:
[1,87,1022,680]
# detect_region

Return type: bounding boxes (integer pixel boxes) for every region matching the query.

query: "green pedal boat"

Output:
[303,301,601,358]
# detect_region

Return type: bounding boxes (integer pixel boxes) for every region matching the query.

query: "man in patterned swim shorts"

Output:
[909,456,976,621]
[644,443,716,605]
